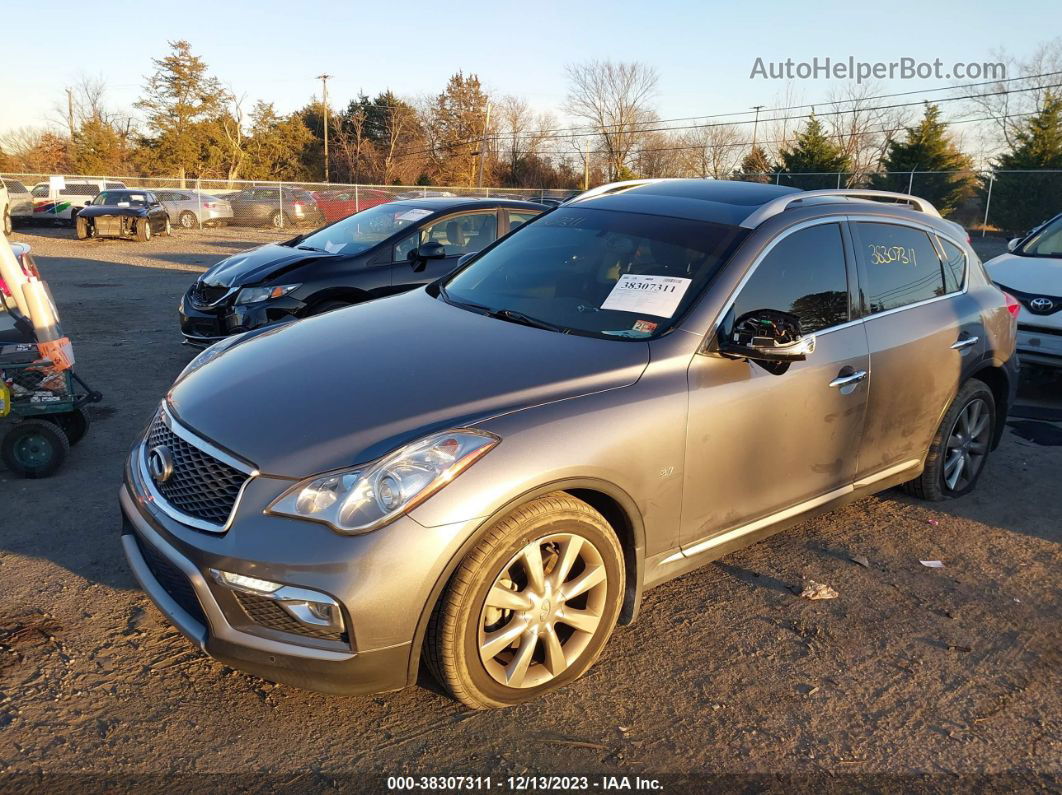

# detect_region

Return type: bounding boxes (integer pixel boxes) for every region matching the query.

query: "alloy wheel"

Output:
[477,533,608,689]
[943,397,991,491]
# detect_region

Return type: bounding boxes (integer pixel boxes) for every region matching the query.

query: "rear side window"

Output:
[731,223,849,334]
[856,223,945,313]
[937,237,967,293]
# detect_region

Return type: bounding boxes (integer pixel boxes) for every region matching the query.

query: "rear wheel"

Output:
[2,420,70,478]
[269,210,289,229]
[136,218,151,242]
[3,209,11,235]
[178,211,198,229]
[904,380,996,500]
[75,216,90,240]
[426,493,625,709]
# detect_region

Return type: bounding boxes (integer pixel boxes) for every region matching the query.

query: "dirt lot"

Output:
[1,226,1059,791]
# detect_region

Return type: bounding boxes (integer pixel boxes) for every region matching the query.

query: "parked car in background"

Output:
[179,198,544,344]
[31,179,127,223]
[155,190,233,229]
[0,182,9,235]
[74,189,170,242]
[124,180,1017,708]
[2,179,34,230]
[225,186,325,228]
[986,211,1062,369]
[311,188,396,223]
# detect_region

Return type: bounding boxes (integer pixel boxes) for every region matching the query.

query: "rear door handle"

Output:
[829,369,867,388]
[950,335,979,350]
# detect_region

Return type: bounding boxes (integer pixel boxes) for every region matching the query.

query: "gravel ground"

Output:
[1,226,1059,791]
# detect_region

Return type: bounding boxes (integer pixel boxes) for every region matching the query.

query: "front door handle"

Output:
[829,369,868,388]
[950,335,979,350]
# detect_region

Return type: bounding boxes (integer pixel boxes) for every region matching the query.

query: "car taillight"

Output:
[1003,291,1021,318]
[292,200,306,206]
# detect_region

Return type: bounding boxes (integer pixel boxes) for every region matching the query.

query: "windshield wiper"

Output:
[487,308,566,333]
[297,245,330,253]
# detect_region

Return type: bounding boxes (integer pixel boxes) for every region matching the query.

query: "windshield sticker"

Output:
[396,208,433,222]
[323,240,344,254]
[116,202,130,207]
[600,275,691,318]
[632,319,658,333]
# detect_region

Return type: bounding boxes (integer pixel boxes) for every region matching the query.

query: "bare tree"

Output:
[825,82,909,185]
[565,60,658,180]
[677,124,743,178]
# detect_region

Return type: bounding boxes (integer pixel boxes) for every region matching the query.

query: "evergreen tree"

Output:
[871,103,974,215]
[430,72,490,186]
[987,93,1062,234]
[734,145,772,183]
[775,114,850,190]
[135,40,227,185]
[72,119,130,175]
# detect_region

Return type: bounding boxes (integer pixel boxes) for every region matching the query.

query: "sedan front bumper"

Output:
[179,293,306,344]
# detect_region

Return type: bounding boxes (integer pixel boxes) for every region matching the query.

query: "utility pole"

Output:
[477,101,492,190]
[66,88,75,138]
[316,74,332,182]
[750,105,765,149]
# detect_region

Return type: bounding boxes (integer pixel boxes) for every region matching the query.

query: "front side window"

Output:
[31,185,48,198]
[856,222,946,313]
[441,206,748,339]
[421,211,498,255]
[730,223,849,335]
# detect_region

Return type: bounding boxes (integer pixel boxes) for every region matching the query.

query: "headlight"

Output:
[236,284,300,304]
[268,430,499,534]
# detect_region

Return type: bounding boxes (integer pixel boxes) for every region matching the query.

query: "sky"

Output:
[2,0,1060,142]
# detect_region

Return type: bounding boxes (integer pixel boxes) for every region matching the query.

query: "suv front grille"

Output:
[145,412,249,527]
[135,534,207,628]
[233,591,347,643]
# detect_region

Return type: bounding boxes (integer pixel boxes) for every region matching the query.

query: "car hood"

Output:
[168,289,650,476]
[198,243,339,288]
[78,206,147,218]
[985,252,1062,294]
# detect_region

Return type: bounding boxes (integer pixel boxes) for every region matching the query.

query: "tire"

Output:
[75,216,90,240]
[43,407,90,446]
[2,420,70,478]
[904,380,996,501]
[164,218,172,236]
[178,211,198,230]
[269,210,289,229]
[426,492,625,709]
[136,218,151,242]
[2,209,11,236]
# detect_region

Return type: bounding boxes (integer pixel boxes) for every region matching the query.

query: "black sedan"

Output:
[179,198,545,345]
[74,190,170,241]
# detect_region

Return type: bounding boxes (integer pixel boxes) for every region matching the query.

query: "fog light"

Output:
[210,568,282,594]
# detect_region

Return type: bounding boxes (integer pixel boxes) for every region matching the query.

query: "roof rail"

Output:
[563,178,672,204]
[740,189,941,228]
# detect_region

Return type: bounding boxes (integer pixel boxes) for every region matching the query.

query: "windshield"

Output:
[294,203,434,255]
[1020,215,1062,257]
[441,207,748,339]
[93,191,147,207]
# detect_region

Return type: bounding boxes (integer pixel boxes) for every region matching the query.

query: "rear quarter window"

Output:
[936,237,967,293]
[855,222,946,313]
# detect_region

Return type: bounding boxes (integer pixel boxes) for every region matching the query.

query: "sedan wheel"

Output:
[427,493,624,709]
[179,211,198,229]
[942,397,991,491]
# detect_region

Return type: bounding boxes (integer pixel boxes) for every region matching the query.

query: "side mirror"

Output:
[1007,238,1021,252]
[84,199,92,206]
[415,241,446,261]
[717,309,814,373]
[457,252,476,268]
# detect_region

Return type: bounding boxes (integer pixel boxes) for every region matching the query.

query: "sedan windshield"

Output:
[440,207,747,339]
[93,191,147,207]
[1020,215,1062,257]
[294,202,431,255]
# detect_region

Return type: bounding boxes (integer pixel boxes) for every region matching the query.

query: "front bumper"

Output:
[179,293,306,344]
[1016,323,1062,368]
[119,444,481,695]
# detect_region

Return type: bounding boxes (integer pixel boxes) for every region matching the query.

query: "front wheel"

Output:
[2,420,70,478]
[75,216,90,240]
[426,493,625,709]
[904,380,996,500]
[136,218,151,242]
[2,210,11,235]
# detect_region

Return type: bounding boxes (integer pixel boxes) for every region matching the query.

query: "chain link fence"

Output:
[1,173,575,232]
[5,170,1060,238]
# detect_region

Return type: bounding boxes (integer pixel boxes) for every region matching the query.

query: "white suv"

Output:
[986,213,1062,369]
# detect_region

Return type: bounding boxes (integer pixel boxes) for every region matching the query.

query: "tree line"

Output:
[1,40,1060,231]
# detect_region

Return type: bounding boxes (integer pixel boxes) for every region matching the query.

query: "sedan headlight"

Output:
[236,284,300,304]
[268,430,499,534]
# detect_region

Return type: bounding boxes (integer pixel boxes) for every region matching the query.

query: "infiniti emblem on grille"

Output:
[1030,297,1053,312]
[147,445,175,484]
